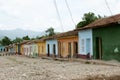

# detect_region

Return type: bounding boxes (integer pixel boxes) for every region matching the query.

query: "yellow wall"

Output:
[20,44,24,55]
[58,36,78,58]
[37,42,46,56]
[15,44,18,53]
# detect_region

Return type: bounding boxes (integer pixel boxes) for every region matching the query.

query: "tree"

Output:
[45,27,55,36]
[1,36,12,46]
[36,36,44,39]
[22,35,30,40]
[12,37,23,43]
[76,12,103,28]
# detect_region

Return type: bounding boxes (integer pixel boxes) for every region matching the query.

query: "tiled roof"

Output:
[76,13,120,30]
[45,30,78,40]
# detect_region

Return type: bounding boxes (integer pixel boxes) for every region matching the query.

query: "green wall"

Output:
[93,24,120,61]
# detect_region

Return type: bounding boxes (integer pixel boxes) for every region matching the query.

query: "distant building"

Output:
[0,45,5,52]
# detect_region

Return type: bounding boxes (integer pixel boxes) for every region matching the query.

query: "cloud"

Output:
[0,0,119,32]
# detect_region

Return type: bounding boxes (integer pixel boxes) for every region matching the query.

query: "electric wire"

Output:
[104,0,113,16]
[65,0,76,27]
[53,0,64,32]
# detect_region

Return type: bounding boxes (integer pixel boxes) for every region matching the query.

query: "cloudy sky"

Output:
[0,0,120,32]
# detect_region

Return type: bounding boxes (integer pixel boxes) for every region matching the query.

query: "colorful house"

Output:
[25,40,38,57]
[20,40,30,55]
[0,45,5,52]
[23,43,30,56]
[7,44,14,54]
[57,30,78,58]
[45,30,78,58]
[46,36,58,57]
[20,39,46,57]
[78,14,120,61]
[36,39,46,57]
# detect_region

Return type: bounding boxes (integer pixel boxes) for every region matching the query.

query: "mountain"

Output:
[0,29,45,40]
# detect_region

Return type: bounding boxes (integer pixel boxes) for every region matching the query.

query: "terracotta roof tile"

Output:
[76,13,120,30]
[45,30,78,40]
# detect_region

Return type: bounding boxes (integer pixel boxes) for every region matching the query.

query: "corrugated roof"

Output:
[76,13,120,30]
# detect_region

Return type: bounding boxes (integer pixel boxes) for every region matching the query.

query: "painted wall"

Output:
[0,46,5,52]
[23,43,38,56]
[58,36,78,58]
[20,44,24,55]
[37,42,46,56]
[31,44,38,56]
[78,29,93,57]
[93,24,120,61]
[13,44,18,53]
[46,39,58,55]
[9,47,14,53]
[24,44,29,56]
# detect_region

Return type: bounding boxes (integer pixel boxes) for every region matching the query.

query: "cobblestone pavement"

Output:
[0,55,120,80]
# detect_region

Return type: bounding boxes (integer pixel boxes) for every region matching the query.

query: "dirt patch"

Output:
[80,75,120,80]
[0,56,120,80]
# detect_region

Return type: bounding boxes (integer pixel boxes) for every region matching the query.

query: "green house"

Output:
[78,14,120,61]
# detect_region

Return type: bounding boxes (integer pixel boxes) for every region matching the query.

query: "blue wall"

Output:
[46,39,58,55]
[0,46,5,52]
[78,29,93,56]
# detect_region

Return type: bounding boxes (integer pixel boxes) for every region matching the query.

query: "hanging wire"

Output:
[65,0,76,27]
[53,0,64,32]
[104,0,117,22]
[104,0,113,16]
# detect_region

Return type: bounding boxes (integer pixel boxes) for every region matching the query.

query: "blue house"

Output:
[78,29,93,59]
[45,36,58,57]
[0,45,5,52]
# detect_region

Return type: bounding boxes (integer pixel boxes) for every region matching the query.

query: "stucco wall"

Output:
[58,36,78,58]
[24,43,38,56]
[93,25,120,61]
[78,29,93,56]
[46,39,58,55]
[0,46,5,52]
[37,42,46,56]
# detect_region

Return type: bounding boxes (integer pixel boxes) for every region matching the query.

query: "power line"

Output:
[104,0,113,16]
[65,0,76,27]
[53,0,64,32]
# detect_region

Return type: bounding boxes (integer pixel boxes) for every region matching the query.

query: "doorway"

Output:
[73,42,78,58]
[68,42,72,58]
[47,44,50,57]
[96,37,102,59]
[58,42,61,57]
[53,44,56,57]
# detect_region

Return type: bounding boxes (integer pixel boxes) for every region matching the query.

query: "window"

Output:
[81,39,84,52]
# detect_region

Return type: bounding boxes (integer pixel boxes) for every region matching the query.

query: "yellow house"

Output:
[36,39,46,57]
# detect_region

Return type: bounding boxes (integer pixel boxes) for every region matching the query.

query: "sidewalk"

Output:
[42,56,120,67]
